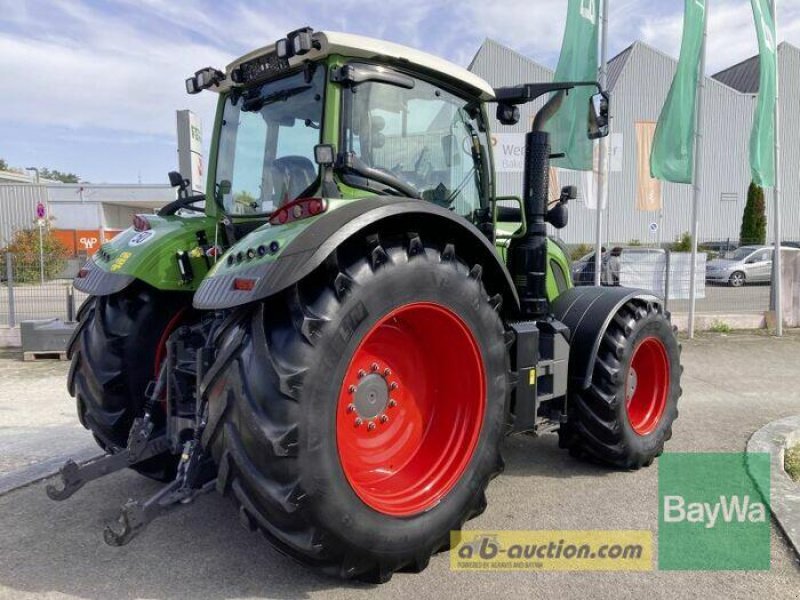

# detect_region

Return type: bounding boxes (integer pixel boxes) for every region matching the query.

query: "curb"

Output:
[747,415,800,560]
[0,446,103,496]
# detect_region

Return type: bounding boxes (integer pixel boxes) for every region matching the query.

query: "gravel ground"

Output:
[0,334,798,599]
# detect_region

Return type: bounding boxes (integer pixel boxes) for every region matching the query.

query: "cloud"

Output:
[640,0,800,73]
[2,0,799,183]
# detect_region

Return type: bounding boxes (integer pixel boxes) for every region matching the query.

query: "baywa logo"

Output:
[658,453,771,571]
[663,494,767,529]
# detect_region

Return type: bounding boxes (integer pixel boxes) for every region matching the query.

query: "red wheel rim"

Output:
[625,336,669,436]
[153,308,187,376]
[336,302,485,517]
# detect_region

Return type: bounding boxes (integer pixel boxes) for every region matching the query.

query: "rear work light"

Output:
[269,198,327,227]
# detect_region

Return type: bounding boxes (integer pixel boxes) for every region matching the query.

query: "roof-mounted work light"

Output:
[185,67,226,95]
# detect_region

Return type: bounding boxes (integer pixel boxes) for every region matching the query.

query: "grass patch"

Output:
[709,320,732,334]
[786,444,800,482]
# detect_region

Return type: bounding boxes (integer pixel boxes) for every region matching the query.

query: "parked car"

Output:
[571,246,665,286]
[705,245,800,287]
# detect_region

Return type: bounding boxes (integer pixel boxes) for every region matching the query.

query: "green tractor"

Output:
[51,28,681,582]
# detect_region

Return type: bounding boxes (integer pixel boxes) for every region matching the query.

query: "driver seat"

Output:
[271,155,317,205]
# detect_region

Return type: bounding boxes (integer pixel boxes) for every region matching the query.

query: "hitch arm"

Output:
[45,428,169,501]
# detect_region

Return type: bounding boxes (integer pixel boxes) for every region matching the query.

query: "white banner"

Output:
[491,133,526,173]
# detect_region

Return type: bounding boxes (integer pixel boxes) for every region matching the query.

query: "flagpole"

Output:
[771,0,783,336]
[687,2,708,339]
[593,0,609,287]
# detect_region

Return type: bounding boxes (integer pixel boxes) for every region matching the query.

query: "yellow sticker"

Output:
[110,251,132,272]
[528,369,536,386]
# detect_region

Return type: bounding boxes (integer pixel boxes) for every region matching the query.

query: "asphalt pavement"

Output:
[0,334,798,599]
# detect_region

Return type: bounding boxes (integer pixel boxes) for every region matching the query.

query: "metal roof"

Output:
[713,42,800,93]
[713,55,761,93]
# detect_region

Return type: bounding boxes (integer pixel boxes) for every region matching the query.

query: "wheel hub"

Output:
[352,372,390,420]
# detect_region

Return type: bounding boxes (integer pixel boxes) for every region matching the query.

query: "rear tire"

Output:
[558,301,681,469]
[203,233,509,582]
[67,285,191,480]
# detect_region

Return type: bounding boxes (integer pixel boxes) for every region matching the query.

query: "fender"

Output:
[194,197,520,313]
[551,286,662,390]
[73,215,217,296]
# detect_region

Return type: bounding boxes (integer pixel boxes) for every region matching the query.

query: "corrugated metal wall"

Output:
[0,185,48,246]
[470,39,800,246]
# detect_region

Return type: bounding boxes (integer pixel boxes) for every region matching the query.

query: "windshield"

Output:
[343,71,489,218]
[214,66,325,215]
[729,247,759,261]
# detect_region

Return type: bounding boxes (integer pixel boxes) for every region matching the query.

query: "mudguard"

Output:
[551,286,662,390]
[73,215,217,296]
[193,197,520,313]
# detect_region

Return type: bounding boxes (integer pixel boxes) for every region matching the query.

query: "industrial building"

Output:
[469,39,800,246]
[0,175,174,256]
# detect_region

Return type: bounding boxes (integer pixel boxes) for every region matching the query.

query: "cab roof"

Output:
[220,30,495,100]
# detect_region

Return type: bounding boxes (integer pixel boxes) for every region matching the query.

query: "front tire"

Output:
[203,233,509,581]
[67,285,191,480]
[558,301,681,469]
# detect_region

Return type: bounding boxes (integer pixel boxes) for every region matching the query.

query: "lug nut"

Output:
[380,415,389,424]
[367,422,376,431]
[346,404,356,413]
[389,382,398,390]
[388,399,397,408]
[357,369,366,379]
[384,368,392,377]
[354,418,363,427]
[348,385,356,394]
[371,362,379,372]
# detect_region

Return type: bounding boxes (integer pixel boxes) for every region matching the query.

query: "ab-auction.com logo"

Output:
[450,530,652,572]
[658,453,771,570]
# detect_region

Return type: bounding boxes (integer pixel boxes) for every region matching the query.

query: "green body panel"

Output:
[90,215,217,291]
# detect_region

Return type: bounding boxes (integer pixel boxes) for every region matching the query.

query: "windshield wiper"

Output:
[242,85,312,112]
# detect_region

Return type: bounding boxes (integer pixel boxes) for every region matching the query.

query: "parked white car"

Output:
[705,245,800,287]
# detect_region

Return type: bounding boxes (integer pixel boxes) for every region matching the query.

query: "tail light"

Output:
[133,214,151,232]
[269,197,327,227]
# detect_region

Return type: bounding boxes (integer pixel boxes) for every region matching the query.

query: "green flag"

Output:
[650,0,706,183]
[548,0,599,171]
[749,0,777,187]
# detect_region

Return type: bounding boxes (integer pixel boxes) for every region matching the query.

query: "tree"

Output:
[38,167,80,183]
[0,220,69,282]
[0,158,7,171]
[739,182,767,245]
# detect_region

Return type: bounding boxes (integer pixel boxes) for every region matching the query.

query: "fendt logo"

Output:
[663,495,767,529]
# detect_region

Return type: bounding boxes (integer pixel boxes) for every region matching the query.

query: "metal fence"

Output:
[0,244,788,328]
[570,244,775,315]
[1,253,87,327]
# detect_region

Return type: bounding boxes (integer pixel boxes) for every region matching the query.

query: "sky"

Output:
[1,0,798,184]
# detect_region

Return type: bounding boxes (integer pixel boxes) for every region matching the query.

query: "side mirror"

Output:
[546,203,568,229]
[168,171,186,188]
[588,91,610,139]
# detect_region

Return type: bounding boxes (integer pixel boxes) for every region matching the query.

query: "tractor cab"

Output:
[187,28,497,228]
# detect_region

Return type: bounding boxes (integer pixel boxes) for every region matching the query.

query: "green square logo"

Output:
[658,452,770,570]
